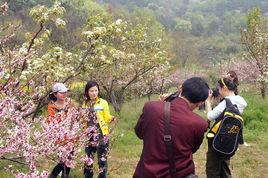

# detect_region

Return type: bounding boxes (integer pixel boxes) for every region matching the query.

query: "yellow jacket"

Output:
[82,97,112,135]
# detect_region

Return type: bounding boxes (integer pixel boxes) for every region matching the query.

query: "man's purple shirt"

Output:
[133,97,208,178]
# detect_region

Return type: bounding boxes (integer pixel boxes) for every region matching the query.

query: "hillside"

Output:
[99,0,268,35]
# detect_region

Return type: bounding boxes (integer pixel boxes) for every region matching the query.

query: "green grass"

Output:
[242,92,268,152]
[108,93,268,178]
[242,92,268,124]
[106,92,268,178]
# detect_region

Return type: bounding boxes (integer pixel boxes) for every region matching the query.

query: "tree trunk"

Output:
[260,82,266,99]
[108,90,124,113]
[109,91,120,113]
[147,94,151,101]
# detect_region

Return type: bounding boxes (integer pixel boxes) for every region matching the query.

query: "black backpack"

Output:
[207,98,244,158]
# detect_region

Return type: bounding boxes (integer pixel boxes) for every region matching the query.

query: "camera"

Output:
[164,92,179,102]
[211,88,219,98]
[198,88,220,111]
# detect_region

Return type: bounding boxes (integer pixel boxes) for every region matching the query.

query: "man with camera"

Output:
[133,77,210,178]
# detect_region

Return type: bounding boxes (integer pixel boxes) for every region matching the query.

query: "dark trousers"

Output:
[206,148,231,178]
[50,162,71,178]
[84,141,109,178]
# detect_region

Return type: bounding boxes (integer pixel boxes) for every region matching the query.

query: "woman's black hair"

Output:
[226,71,239,95]
[218,77,237,92]
[227,71,239,86]
[48,91,57,102]
[84,80,100,101]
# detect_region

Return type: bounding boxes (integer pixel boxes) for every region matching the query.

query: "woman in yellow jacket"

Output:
[82,80,113,178]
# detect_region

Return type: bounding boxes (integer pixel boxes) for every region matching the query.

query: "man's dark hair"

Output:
[181,77,209,103]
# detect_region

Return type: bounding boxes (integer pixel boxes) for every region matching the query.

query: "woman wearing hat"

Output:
[48,82,74,178]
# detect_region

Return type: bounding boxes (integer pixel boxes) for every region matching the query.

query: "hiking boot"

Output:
[48,174,57,178]
[61,173,69,178]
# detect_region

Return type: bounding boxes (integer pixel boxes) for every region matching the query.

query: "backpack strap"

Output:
[224,98,232,108]
[224,112,243,121]
[163,101,176,178]
[224,98,242,117]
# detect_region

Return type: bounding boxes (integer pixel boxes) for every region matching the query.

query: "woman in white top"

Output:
[205,78,247,121]
[205,77,247,178]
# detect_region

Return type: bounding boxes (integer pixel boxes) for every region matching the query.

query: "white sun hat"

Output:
[51,83,69,93]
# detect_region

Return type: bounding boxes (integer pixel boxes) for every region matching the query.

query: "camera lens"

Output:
[212,88,219,98]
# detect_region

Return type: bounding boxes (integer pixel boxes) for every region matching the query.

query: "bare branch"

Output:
[27,23,44,54]
[0,156,28,165]
[122,65,157,90]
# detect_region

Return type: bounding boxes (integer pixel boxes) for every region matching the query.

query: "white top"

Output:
[207,95,247,121]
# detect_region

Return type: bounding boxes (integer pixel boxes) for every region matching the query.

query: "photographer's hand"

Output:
[205,89,213,113]
[206,119,211,129]
[207,89,213,102]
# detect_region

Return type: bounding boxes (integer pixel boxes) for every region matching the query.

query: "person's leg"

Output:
[61,165,71,178]
[84,145,96,178]
[61,150,74,178]
[206,148,221,178]
[97,141,109,178]
[50,163,64,177]
[221,158,232,178]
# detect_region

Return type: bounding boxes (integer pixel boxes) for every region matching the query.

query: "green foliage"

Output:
[242,92,268,131]
[68,81,86,103]
[247,7,261,30]
[8,0,53,13]
[240,7,268,98]
[5,0,268,72]
[0,159,30,178]
[29,1,66,25]
[127,8,163,39]
[99,0,268,35]
[97,0,268,67]
[77,7,170,112]
[66,0,108,17]
[174,18,192,32]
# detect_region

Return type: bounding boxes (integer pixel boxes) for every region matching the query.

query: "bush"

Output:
[242,92,268,131]
[68,81,86,103]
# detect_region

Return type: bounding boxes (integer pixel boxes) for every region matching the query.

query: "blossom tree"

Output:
[0,2,96,177]
[129,63,173,101]
[239,7,268,98]
[81,14,170,112]
[169,66,207,86]
[0,1,171,176]
[214,8,268,98]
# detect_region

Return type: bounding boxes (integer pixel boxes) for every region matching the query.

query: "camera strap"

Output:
[163,101,176,178]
